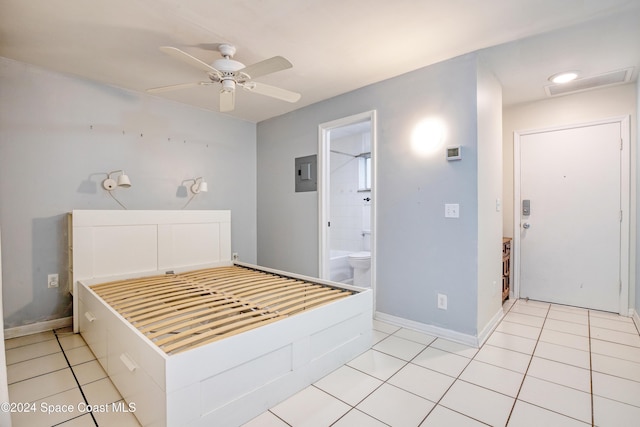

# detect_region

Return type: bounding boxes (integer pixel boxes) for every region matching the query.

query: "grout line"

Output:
[53,329,99,427]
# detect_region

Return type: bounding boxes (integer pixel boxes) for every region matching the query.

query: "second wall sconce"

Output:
[102,170,132,190]
[190,177,208,194]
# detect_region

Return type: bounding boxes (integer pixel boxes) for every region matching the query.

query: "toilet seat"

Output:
[348,251,370,260]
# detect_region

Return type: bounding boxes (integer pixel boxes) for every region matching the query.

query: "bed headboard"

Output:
[70,210,231,332]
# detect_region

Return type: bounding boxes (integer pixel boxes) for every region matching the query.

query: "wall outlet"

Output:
[48,273,59,288]
[232,253,239,261]
[437,293,447,310]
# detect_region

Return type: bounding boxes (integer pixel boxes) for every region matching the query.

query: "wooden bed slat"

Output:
[90,265,353,354]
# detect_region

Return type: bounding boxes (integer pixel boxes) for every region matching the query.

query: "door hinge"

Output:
[619,280,622,293]
[328,221,331,227]
[621,138,623,150]
[620,210,623,222]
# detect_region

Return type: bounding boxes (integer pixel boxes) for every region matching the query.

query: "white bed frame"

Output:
[70,210,372,426]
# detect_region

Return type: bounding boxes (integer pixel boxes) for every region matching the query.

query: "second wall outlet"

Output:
[48,273,59,288]
[437,293,447,310]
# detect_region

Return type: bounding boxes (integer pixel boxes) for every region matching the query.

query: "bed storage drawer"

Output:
[78,285,108,369]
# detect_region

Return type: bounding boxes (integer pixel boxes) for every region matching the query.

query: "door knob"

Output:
[522,222,531,229]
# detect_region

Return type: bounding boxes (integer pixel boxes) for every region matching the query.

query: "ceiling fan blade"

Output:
[146,82,207,93]
[159,46,220,75]
[220,90,235,112]
[238,56,292,79]
[244,82,301,103]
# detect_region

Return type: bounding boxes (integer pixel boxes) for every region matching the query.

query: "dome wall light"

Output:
[102,170,132,191]
[411,118,447,156]
[549,71,580,84]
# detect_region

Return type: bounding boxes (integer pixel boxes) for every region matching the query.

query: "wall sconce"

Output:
[102,170,132,190]
[411,118,447,156]
[190,177,208,194]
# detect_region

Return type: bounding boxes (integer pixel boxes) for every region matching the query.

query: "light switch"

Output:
[445,204,459,218]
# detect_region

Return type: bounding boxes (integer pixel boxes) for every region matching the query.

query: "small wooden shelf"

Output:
[502,238,512,302]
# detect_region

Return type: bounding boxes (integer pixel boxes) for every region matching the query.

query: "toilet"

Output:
[348,251,371,287]
[348,229,371,287]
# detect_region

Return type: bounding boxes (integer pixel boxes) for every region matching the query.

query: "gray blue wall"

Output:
[258,53,501,337]
[0,57,257,328]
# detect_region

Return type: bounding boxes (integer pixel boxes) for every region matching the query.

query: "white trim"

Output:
[633,309,640,331]
[477,307,505,347]
[4,317,73,340]
[318,111,377,308]
[513,116,630,315]
[375,311,481,348]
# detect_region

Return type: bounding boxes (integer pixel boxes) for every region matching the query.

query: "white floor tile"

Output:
[509,304,549,318]
[242,411,289,427]
[549,304,589,315]
[82,377,123,406]
[5,339,61,365]
[6,352,68,384]
[546,310,588,324]
[440,380,514,426]
[412,347,470,377]
[270,386,350,427]
[387,363,455,402]
[372,320,401,334]
[4,331,56,350]
[393,328,437,346]
[590,316,639,334]
[332,409,388,427]
[314,365,382,406]
[459,360,524,397]
[514,299,550,309]
[64,345,96,366]
[485,331,537,355]
[593,395,640,427]
[356,383,434,427]
[503,312,545,328]
[72,360,108,386]
[539,329,589,352]
[8,368,77,403]
[507,400,590,426]
[590,309,635,322]
[421,405,487,427]
[430,338,479,358]
[57,333,88,351]
[373,335,426,361]
[57,414,98,426]
[526,357,591,392]
[543,318,589,337]
[590,338,640,363]
[592,371,640,408]
[10,387,85,427]
[518,376,591,424]
[347,349,406,381]
[474,344,532,373]
[371,329,389,345]
[92,400,142,427]
[533,340,590,369]
[496,320,541,340]
[591,353,640,382]
[590,326,640,348]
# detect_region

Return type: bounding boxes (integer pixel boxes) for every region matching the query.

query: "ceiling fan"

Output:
[147,44,301,112]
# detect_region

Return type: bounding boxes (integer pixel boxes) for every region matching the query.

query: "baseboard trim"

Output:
[633,310,640,332]
[4,317,73,339]
[477,307,505,347]
[374,311,480,347]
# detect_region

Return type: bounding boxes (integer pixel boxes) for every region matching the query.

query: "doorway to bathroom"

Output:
[319,111,376,292]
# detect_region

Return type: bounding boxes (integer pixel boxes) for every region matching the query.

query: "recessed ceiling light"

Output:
[549,71,579,84]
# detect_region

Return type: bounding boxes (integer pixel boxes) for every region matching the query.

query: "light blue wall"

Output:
[0,57,257,328]
[637,80,640,318]
[258,53,488,336]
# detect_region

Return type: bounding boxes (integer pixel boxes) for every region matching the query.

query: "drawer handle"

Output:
[119,353,137,372]
[84,312,96,322]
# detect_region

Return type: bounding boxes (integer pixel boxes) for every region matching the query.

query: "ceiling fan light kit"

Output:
[148,43,300,112]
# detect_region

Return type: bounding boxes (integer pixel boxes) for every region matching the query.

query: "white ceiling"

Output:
[1,0,639,123]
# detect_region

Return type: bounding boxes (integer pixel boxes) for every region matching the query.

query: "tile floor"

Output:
[4,299,640,426]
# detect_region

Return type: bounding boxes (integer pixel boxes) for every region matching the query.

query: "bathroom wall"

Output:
[0,57,257,328]
[330,131,371,253]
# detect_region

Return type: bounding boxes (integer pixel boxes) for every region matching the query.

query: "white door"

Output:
[519,122,622,312]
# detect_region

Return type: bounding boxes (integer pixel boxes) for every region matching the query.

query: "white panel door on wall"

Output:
[519,121,622,312]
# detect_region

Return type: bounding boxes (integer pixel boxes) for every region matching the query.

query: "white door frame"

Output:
[318,110,377,291]
[513,116,630,315]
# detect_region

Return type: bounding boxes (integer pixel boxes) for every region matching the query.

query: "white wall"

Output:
[476,60,504,335]
[258,53,501,338]
[0,229,11,427]
[0,57,257,328]
[503,83,637,311]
